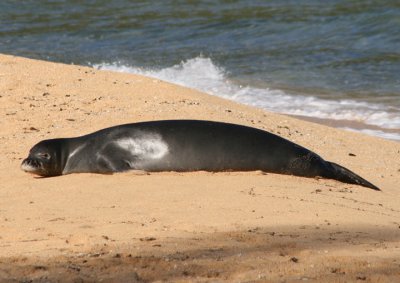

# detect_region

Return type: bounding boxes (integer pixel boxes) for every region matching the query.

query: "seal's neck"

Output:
[61,138,88,175]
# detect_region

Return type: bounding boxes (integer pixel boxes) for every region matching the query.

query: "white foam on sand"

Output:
[94,57,400,141]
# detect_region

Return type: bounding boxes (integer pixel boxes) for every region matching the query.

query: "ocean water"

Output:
[1,1,399,140]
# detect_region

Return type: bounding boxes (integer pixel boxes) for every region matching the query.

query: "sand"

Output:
[1,54,399,282]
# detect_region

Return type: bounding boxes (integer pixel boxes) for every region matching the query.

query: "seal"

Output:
[21,120,379,190]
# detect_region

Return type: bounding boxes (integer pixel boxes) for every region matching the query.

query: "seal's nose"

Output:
[21,158,28,166]
[21,158,39,171]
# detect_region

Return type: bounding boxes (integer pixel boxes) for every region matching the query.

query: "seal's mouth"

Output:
[21,158,44,175]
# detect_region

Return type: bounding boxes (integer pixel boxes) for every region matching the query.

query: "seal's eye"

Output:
[38,153,51,160]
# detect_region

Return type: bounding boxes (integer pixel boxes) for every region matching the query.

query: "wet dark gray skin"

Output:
[21,120,380,191]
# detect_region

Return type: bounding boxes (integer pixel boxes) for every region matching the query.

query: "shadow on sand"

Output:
[1,224,400,282]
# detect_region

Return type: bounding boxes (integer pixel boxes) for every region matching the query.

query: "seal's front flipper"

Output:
[325,162,380,191]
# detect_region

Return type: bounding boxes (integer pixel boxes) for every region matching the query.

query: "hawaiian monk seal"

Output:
[21,120,379,190]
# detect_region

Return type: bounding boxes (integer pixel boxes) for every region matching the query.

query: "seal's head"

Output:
[21,139,65,177]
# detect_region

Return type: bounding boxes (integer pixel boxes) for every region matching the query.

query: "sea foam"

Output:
[94,57,400,141]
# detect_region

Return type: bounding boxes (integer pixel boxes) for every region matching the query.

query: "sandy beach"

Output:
[1,54,399,282]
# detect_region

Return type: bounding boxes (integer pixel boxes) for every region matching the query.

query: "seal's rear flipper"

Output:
[326,162,380,191]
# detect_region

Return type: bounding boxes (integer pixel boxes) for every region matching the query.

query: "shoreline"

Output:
[291,114,400,142]
[94,61,400,143]
[1,54,400,281]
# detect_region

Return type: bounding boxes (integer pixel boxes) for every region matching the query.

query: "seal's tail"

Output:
[324,162,380,191]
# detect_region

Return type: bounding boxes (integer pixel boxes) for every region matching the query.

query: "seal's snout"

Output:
[21,158,38,167]
[21,158,41,173]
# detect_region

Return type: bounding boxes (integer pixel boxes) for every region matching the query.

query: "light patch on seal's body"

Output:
[63,143,88,174]
[114,133,169,160]
[96,152,117,171]
[68,143,86,159]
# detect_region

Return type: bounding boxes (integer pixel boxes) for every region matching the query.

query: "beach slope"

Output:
[1,54,399,282]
